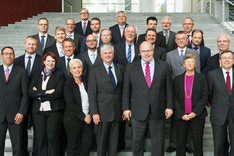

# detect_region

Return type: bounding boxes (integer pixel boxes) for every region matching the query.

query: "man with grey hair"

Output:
[88,43,125,156]
[109,11,128,45]
[158,16,177,52]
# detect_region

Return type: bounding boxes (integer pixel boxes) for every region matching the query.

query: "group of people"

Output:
[0,8,233,156]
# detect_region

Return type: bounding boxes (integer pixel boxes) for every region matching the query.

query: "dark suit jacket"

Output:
[207,53,220,72]
[88,63,124,122]
[80,36,103,53]
[14,54,43,81]
[114,42,140,67]
[32,33,55,56]
[0,65,28,123]
[188,44,211,74]
[158,30,177,52]
[28,70,65,113]
[207,67,234,126]
[74,21,92,37]
[64,77,88,121]
[44,43,60,58]
[137,33,166,48]
[174,72,208,120]
[109,24,128,45]
[73,33,84,55]
[122,59,173,121]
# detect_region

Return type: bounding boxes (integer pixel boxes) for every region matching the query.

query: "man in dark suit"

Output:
[137,16,166,48]
[122,41,173,156]
[207,34,231,72]
[207,50,234,156]
[89,43,124,156]
[188,29,211,74]
[109,11,128,45]
[14,36,43,156]
[74,8,92,37]
[65,18,84,55]
[143,28,166,61]
[158,16,177,52]
[32,18,55,56]
[0,46,29,156]
[80,17,103,53]
[44,26,67,58]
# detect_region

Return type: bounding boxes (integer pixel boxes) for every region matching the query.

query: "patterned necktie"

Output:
[145,62,151,88]
[67,34,72,38]
[187,35,191,45]
[165,31,169,44]
[83,22,87,35]
[26,56,32,76]
[108,66,116,90]
[226,71,231,95]
[5,68,9,81]
[180,50,184,63]
[41,35,45,51]
[127,44,132,63]
[66,58,71,75]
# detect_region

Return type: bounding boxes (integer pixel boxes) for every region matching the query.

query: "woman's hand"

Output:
[45,89,55,95]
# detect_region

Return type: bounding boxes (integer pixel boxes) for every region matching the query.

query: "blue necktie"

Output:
[194,47,198,51]
[180,50,184,63]
[108,66,116,90]
[26,56,32,76]
[41,35,45,51]
[127,44,132,63]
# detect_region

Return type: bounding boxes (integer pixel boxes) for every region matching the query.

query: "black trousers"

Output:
[95,121,120,156]
[176,118,205,156]
[212,109,234,156]
[63,111,93,156]
[0,119,23,156]
[32,110,64,156]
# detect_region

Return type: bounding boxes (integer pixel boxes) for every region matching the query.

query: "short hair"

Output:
[184,17,194,23]
[1,46,15,55]
[80,8,89,14]
[145,28,156,35]
[146,16,157,25]
[161,16,171,23]
[69,58,83,68]
[62,38,75,47]
[220,50,234,58]
[217,33,230,41]
[42,52,57,65]
[183,54,197,63]
[101,29,112,36]
[91,17,101,25]
[191,29,203,37]
[54,26,66,34]
[65,18,75,24]
[176,30,187,38]
[100,43,114,55]
[124,24,137,33]
[25,36,38,45]
[38,18,49,24]
[116,11,126,17]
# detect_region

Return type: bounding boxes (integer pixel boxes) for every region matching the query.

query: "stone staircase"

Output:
[0,12,232,155]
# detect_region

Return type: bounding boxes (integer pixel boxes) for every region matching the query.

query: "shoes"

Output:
[166,146,176,152]
[185,147,194,153]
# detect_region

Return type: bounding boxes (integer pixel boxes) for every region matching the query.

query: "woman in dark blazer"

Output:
[63,58,93,156]
[28,52,65,156]
[174,54,208,156]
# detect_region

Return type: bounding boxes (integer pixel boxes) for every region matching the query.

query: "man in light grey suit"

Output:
[207,50,234,156]
[166,30,200,153]
[32,18,55,56]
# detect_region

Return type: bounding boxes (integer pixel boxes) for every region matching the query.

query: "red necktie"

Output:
[226,71,231,95]
[145,62,151,88]
[187,35,191,45]
[5,68,9,81]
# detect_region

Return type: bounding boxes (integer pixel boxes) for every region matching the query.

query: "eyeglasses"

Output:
[38,24,48,26]
[86,39,97,43]
[220,57,233,60]
[80,12,89,15]
[140,49,153,53]
[2,52,14,56]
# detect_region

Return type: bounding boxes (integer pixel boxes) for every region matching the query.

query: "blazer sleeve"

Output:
[207,71,214,104]
[122,65,132,110]
[165,63,174,109]
[28,73,47,99]
[174,78,186,119]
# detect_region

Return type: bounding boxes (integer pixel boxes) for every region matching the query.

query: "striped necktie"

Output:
[145,62,151,88]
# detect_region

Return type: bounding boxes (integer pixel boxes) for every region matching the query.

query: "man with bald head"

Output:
[122,41,173,156]
[207,33,231,71]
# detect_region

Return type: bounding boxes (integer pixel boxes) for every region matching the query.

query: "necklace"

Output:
[184,74,194,98]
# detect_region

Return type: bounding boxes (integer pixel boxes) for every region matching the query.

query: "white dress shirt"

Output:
[222,68,233,89]
[56,43,64,57]
[24,53,36,71]
[103,62,118,84]
[141,58,155,82]
[78,83,89,115]
[125,41,135,62]
[39,32,48,47]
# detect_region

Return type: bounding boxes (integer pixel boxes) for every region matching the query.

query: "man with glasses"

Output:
[74,8,92,37]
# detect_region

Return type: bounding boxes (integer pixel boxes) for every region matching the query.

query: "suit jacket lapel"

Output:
[150,60,160,88]
[174,50,182,65]
[0,66,6,82]
[218,68,230,95]
[7,66,18,83]
[230,68,234,95]
[136,60,149,89]
[31,55,40,74]
[114,64,121,89]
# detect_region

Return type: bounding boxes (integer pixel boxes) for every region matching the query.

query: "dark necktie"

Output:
[145,62,151,88]
[187,35,191,45]
[41,35,45,51]
[108,66,116,90]
[127,44,132,63]
[26,56,32,76]
[67,58,71,75]
[180,50,184,63]
[193,47,198,51]
[226,71,231,95]
[83,22,86,35]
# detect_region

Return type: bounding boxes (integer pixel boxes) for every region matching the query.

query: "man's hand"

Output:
[182,114,190,121]
[165,109,173,119]
[187,112,196,119]
[84,114,92,124]
[45,89,55,95]
[93,114,100,125]
[123,110,131,120]
[14,113,24,124]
